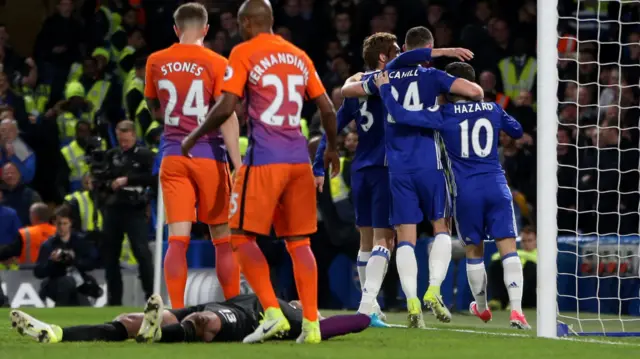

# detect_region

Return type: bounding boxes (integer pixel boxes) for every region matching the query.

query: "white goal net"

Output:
[540,0,640,337]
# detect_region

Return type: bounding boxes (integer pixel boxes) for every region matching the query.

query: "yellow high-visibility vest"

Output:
[135,100,150,139]
[98,6,116,40]
[61,140,89,183]
[118,45,136,80]
[86,80,111,122]
[123,69,136,97]
[125,76,144,119]
[330,157,350,202]
[64,190,103,232]
[498,57,537,99]
[67,62,83,83]
[57,112,89,144]
[21,84,50,116]
[111,26,127,61]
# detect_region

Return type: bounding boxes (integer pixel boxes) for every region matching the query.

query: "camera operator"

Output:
[101,120,154,305]
[34,206,101,306]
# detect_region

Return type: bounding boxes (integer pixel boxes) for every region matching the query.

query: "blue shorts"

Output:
[389,169,450,226]
[454,181,517,246]
[351,166,391,228]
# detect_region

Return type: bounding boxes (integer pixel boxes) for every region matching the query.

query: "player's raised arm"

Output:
[386,48,433,70]
[385,48,474,70]
[500,108,524,139]
[449,78,484,101]
[376,71,444,129]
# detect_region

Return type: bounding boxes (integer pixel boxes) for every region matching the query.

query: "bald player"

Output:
[145,3,242,309]
[182,0,339,344]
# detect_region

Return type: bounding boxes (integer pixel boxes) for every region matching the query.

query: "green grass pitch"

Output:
[1,307,639,359]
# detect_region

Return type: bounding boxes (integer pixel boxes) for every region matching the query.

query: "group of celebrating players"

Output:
[9,0,530,346]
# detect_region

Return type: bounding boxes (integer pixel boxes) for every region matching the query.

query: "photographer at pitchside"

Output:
[33,206,101,306]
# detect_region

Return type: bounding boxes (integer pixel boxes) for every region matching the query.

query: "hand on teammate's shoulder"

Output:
[374,71,390,88]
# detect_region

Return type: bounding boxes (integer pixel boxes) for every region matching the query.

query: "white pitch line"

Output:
[416,326,640,347]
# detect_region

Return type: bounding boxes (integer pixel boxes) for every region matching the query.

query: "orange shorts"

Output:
[160,155,231,225]
[230,163,317,237]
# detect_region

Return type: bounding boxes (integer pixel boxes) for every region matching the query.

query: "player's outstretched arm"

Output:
[449,78,484,101]
[341,71,369,98]
[500,108,524,139]
[342,81,367,98]
[314,92,340,177]
[219,111,242,171]
[182,93,239,156]
[386,48,433,70]
[386,48,474,70]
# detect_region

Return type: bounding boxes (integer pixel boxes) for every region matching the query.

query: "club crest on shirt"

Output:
[224,66,233,81]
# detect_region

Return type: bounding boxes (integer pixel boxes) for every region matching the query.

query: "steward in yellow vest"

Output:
[57,82,92,146]
[117,28,146,82]
[77,50,123,128]
[60,121,107,192]
[96,5,116,42]
[124,56,147,121]
[109,12,127,61]
[64,190,103,233]
[498,39,536,101]
[67,47,113,84]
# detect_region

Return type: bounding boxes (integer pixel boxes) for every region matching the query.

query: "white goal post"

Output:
[539,0,640,338]
[536,0,559,339]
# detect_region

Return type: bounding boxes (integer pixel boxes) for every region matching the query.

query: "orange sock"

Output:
[231,234,279,310]
[286,238,318,321]
[213,237,241,299]
[164,236,189,309]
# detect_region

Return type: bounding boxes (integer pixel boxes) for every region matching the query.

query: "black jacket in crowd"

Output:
[103,144,156,208]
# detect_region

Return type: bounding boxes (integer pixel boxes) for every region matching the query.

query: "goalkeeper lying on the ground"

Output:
[10,294,370,344]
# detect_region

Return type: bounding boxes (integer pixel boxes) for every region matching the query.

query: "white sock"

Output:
[357,250,371,290]
[429,233,452,287]
[396,241,418,299]
[502,253,524,313]
[466,259,488,312]
[358,245,390,314]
